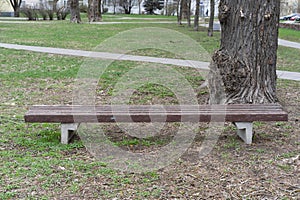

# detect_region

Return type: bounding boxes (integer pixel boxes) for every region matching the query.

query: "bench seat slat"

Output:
[25,104,288,123]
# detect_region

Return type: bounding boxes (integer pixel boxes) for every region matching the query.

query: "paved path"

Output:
[200,23,300,50]
[0,42,299,81]
[278,39,300,49]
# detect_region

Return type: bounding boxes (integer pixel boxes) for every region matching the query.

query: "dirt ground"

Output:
[58,80,300,199]
[1,77,299,199]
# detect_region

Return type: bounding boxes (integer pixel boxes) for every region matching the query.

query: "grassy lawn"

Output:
[0,15,299,199]
[0,16,298,72]
[279,28,300,43]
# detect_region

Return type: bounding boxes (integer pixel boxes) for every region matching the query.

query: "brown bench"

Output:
[24,104,288,144]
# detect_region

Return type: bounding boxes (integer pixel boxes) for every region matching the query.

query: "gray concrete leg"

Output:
[234,122,253,144]
[61,123,79,144]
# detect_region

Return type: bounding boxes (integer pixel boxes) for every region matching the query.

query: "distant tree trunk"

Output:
[181,0,187,19]
[69,0,81,23]
[138,0,142,14]
[298,0,300,13]
[207,0,214,36]
[88,0,102,22]
[194,0,200,31]
[186,0,191,27]
[53,0,59,12]
[208,0,280,104]
[164,0,168,15]
[177,0,182,25]
[121,0,132,14]
[113,0,117,14]
[9,0,22,17]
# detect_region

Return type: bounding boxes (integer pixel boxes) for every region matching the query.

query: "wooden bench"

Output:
[24,104,288,145]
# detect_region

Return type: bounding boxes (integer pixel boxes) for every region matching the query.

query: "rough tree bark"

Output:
[207,0,215,36]
[194,0,200,31]
[69,0,81,23]
[208,0,280,104]
[88,0,102,22]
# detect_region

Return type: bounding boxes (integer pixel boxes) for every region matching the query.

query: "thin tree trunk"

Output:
[186,0,191,27]
[181,0,187,19]
[194,0,200,31]
[207,0,214,36]
[53,0,59,12]
[69,0,81,23]
[164,0,168,16]
[138,0,142,14]
[208,0,280,104]
[177,0,182,25]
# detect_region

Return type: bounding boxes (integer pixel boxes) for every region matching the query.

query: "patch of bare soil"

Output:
[66,80,299,199]
[2,77,299,199]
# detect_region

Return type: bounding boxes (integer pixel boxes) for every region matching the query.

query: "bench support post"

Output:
[61,123,79,144]
[234,122,253,144]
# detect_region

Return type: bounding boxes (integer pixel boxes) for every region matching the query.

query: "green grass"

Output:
[0,48,82,79]
[0,18,218,53]
[279,28,300,43]
[277,46,300,72]
[0,15,299,199]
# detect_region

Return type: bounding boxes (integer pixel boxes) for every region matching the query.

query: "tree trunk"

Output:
[88,0,102,22]
[53,0,59,12]
[208,0,280,104]
[10,0,22,17]
[69,0,81,23]
[194,0,200,31]
[177,0,182,25]
[181,0,187,19]
[14,6,20,17]
[207,0,214,36]
[138,0,142,14]
[186,0,191,27]
[164,0,168,16]
[298,0,300,13]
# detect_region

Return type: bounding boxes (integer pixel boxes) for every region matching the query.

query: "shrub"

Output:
[57,6,69,20]
[47,9,54,20]
[21,6,38,21]
[39,8,48,20]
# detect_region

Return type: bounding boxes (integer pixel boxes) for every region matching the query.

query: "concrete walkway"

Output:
[0,42,299,81]
[278,39,300,49]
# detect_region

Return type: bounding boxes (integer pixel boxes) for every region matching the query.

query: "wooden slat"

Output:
[24,104,288,123]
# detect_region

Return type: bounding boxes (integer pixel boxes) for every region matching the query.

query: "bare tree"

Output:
[177,0,182,24]
[186,0,191,26]
[164,0,168,15]
[68,0,81,23]
[9,0,22,17]
[53,0,59,12]
[88,0,102,22]
[120,0,133,14]
[194,0,200,31]
[208,0,280,104]
[207,0,214,36]
[138,0,143,14]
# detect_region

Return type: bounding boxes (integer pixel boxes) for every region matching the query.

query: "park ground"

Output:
[0,15,299,199]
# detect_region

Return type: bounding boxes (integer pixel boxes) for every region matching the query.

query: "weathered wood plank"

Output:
[24,104,288,123]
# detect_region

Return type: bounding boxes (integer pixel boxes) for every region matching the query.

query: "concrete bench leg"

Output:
[234,122,253,144]
[61,123,79,144]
